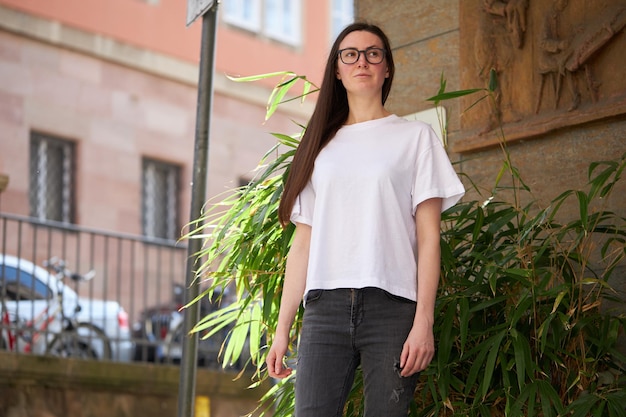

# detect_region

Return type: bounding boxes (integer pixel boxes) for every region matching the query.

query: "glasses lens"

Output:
[366,48,384,64]
[340,48,359,64]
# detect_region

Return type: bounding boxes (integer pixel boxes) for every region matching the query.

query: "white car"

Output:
[0,254,133,361]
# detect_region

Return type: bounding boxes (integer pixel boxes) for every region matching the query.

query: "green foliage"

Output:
[184,71,626,417]
[425,159,626,416]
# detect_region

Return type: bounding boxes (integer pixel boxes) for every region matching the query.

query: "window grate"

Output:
[141,158,180,241]
[29,132,76,223]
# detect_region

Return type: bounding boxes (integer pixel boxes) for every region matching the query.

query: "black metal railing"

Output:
[0,212,201,365]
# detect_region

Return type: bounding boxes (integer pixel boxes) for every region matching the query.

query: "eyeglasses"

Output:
[338,47,386,65]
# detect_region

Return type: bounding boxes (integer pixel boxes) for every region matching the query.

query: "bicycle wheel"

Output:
[47,323,112,360]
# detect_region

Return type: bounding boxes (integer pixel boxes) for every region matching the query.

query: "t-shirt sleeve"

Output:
[411,125,465,213]
[290,180,315,225]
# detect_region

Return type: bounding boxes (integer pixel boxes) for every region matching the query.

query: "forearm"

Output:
[415,241,440,324]
[275,275,306,337]
[275,223,310,337]
[414,198,443,324]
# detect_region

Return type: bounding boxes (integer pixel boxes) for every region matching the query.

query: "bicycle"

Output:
[1,299,15,350]
[41,258,113,359]
[0,257,112,360]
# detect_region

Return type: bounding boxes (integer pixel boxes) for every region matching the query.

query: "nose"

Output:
[356,51,369,66]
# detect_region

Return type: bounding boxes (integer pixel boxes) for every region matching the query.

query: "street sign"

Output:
[186,0,215,26]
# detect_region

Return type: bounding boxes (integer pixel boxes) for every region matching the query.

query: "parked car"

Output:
[132,284,245,369]
[159,306,235,369]
[0,254,133,361]
[131,283,186,363]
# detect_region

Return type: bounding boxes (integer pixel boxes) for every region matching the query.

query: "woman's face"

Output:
[336,30,389,99]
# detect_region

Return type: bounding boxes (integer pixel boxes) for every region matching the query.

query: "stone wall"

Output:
[0,352,269,417]
[355,0,626,302]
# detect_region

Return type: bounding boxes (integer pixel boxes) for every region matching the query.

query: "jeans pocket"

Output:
[383,290,416,304]
[305,289,324,305]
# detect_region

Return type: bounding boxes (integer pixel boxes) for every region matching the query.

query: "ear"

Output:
[336,69,342,80]
[385,67,389,78]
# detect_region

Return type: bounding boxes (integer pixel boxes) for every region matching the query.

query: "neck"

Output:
[344,99,390,125]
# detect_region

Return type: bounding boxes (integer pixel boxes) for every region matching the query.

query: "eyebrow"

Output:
[341,44,382,49]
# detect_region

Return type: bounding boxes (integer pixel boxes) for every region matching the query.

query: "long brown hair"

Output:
[277,22,395,226]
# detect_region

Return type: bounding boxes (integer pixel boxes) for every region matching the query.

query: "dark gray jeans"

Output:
[295,287,420,417]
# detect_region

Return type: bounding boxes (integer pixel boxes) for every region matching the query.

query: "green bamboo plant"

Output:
[184,71,626,417]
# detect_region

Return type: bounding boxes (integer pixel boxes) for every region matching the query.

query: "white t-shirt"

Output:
[291,114,465,303]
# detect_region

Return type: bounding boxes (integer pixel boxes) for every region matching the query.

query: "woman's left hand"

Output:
[399,314,435,377]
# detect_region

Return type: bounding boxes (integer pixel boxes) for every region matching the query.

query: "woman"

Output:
[266,22,465,416]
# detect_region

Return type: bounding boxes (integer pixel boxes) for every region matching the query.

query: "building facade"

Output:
[0,0,355,239]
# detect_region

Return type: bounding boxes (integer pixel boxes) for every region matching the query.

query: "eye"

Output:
[367,49,381,58]
[344,49,357,58]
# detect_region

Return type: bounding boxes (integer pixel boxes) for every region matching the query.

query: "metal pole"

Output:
[177,3,218,417]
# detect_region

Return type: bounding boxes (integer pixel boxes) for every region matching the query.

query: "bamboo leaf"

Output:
[466,342,490,396]
[551,291,567,314]
[226,70,297,83]
[481,330,506,399]
[426,88,483,102]
[223,309,250,367]
[459,296,469,355]
[576,190,589,230]
[266,77,299,120]
[249,302,262,363]
[510,328,533,390]
[488,68,498,92]
[437,301,456,381]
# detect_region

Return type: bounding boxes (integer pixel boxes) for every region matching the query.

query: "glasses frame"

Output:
[338,47,386,65]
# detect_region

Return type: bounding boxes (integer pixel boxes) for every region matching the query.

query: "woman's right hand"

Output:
[266,333,292,379]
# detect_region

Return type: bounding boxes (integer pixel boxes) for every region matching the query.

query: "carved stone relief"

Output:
[457,0,626,152]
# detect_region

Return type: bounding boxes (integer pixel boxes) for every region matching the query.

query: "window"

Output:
[0,265,51,301]
[331,0,354,39]
[29,132,75,223]
[223,0,261,32]
[223,0,301,46]
[141,158,180,240]
[264,0,301,45]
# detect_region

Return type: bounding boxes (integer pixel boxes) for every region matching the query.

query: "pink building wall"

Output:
[0,0,331,233]
[0,0,328,86]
